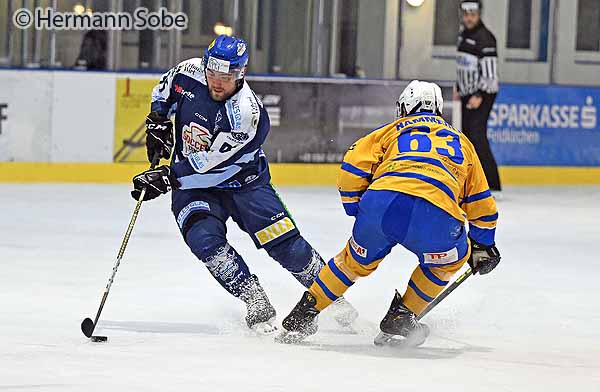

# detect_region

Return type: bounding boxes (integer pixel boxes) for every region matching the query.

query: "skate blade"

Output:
[251,318,279,335]
[274,330,310,345]
[373,331,426,348]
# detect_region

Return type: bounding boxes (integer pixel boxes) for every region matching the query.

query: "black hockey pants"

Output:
[461,93,502,191]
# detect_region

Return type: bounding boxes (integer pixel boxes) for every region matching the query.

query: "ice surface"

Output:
[1,184,599,391]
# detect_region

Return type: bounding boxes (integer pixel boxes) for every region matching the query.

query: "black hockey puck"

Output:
[91,336,108,343]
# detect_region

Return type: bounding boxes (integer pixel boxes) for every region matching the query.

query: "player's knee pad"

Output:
[266,235,324,288]
[183,214,228,261]
[184,214,250,295]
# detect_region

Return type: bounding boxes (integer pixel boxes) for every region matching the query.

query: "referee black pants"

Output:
[461,93,501,191]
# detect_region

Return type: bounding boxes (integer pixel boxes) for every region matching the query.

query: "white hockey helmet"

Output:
[396,80,444,118]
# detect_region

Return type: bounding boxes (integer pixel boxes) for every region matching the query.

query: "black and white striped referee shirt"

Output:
[456,22,499,97]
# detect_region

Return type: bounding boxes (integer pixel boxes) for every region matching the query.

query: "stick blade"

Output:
[81,318,95,338]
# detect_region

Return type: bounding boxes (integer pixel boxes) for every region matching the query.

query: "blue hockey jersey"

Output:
[151,58,271,190]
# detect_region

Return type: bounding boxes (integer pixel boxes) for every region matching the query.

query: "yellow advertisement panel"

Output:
[113,78,156,162]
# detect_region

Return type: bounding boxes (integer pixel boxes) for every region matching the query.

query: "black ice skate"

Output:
[373,290,430,348]
[276,291,320,344]
[239,275,278,335]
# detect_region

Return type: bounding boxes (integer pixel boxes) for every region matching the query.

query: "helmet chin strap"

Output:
[408,102,423,115]
[235,78,245,90]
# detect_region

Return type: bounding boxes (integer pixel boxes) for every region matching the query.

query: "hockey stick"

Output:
[417,267,473,321]
[81,153,160,341]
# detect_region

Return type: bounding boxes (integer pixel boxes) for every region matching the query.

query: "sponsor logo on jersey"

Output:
[248,96,259,115]
[247,96,260,129]
[270,212,285,221]
[423,247,459,265]
[255,217,296,246]
[178,62,203,76]
[228,131,249,143]
[349,236,367,258]
[182,122,212,157]
[189,152,208,171]
[244,174,258,184]
[194,112,208,122]
[174,84,195,100]
[229,98,243,130]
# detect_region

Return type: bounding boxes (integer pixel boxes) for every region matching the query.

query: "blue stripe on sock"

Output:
[419,265,448,287]
[408,280,434,302]
[315,276,339,301]
[327,259,354,287]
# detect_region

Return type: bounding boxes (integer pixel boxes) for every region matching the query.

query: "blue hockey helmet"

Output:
[203,35,249,80]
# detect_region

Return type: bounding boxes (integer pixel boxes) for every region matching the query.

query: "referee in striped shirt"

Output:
[456,0,501,192]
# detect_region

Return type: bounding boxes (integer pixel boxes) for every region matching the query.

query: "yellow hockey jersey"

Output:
[338,113,498,245]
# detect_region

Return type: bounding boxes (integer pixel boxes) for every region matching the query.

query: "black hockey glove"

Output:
[131,165,180,201]
[468,238,501,275]
[145,111,174,162]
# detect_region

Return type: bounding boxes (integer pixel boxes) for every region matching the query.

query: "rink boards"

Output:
[0,69,599,185]
[0,162,599,185]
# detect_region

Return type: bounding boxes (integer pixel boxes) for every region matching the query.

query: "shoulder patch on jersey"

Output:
[228,131,250,143]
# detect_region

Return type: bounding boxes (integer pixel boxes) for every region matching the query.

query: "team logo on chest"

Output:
[182,122,212,157]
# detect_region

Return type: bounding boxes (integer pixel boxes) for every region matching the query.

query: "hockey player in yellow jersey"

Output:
[279,80,501,345]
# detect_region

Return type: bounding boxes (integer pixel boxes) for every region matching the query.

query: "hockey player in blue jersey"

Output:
[130,35,356,333]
